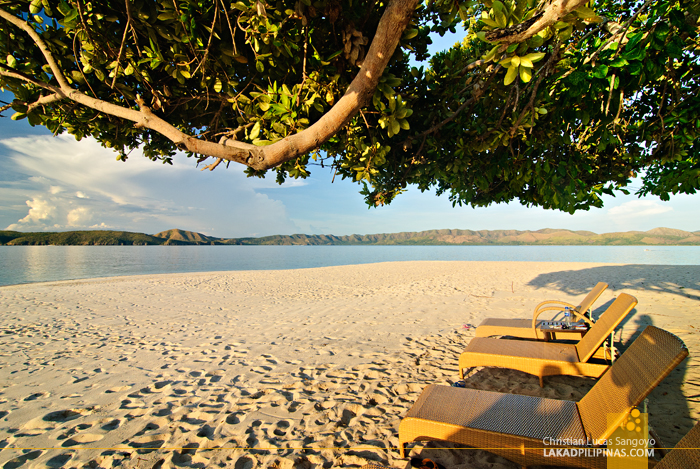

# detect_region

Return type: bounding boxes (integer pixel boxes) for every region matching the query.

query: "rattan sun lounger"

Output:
[459,292,637,386]
[363,418,698,469]
[399,325,688,468]
[653,420,700,468]
[475,282,608,340]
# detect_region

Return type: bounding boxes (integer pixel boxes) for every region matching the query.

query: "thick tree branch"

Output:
[485,0,590,44]
[0,65,57,91]
[0,8,70,89]
[254,0,419,168]
[0,0,418,171]
[27,92,66,112]
[414,68,501,139]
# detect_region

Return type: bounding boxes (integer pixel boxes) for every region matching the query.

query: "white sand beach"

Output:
[1,261,699,469]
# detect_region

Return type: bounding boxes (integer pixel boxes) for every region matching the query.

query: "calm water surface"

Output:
[1,245,699,287]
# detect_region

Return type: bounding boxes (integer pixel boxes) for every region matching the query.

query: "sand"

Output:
[0,261,698,469]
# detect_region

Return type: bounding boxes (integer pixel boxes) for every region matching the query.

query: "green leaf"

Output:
[483,45,500,62]
[390,118,400,135]
[608,58,628,68]
[592,64,609,78]
[402,28,419,40]
[29,0,42,14]
[504,65,518,85]
[11,112,27,120]
[214,78,223,93]
[492,1,507,28]
[6,54,16,68]
[250,121,261,140]
[523,52,545,63]
[574,6,596,18]
[519,65,532,83]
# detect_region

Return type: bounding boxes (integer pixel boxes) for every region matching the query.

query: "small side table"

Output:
[536,321,589,341]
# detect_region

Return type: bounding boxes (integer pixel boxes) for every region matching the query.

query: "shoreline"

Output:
[3,246,700,288]
[1,261,699,469]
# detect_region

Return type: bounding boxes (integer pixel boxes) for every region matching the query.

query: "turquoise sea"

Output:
[1,245,699,287]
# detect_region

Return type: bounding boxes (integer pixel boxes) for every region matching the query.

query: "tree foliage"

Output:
[1,0,698,212]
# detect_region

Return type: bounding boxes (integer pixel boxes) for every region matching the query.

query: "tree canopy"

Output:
[1,0,698,212]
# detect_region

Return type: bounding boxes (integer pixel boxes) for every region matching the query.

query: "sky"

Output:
[1,34,697,238]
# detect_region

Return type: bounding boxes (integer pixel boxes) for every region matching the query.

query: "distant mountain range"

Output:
[1,227,699,246]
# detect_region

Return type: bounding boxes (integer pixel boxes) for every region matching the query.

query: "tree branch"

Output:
[0,64,57,91]
[0,0,418,171]
[243,0,420,169]
[414,68,501,139]
[27,92,67,112]
[0,8,70,89]
[111,0,132,89]
[485,0,590,45]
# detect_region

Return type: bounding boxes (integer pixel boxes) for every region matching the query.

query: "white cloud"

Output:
[7,196,57,230]
[67,207,93,226]
[608,200,673,218]
[0,134,301,236]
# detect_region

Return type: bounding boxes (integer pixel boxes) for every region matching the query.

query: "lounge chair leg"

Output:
[538,375,544,387]
[399,442,406,458]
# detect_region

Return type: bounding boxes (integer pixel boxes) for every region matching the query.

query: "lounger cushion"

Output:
[405,384,586,442]
[464,337,580,362]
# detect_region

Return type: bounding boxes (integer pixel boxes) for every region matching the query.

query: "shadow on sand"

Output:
[526,264,700,301]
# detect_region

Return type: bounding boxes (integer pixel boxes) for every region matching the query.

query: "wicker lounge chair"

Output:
[653,420,700,468]
[475,282,609,341]
[362,421,699,469]
[459,292,637,386]
[399,325,688,468]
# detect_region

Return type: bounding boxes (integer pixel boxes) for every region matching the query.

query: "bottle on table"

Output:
[564,307,571,327]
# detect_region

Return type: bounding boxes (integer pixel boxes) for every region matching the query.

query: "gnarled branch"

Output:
[485,0,590,45]
[0,0,418,170]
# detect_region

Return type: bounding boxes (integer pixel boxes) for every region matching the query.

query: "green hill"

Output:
[2,228,699,246]
[0,230,167,245]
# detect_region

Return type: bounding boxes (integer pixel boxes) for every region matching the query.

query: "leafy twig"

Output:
[111,0,133,89]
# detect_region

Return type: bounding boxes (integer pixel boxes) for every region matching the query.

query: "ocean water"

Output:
[1,245,699,287]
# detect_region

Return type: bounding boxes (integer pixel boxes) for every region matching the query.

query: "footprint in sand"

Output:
[120,399,146,409]
[2,450,43,469]
[206,370,225,383]
[62,433,104,447]
[45,453,73,468]
[105,386,131,393]
[128,434,167,449]
[101,419,122,431]
[23,391,51,401]
[225,412,246,425]
[43,409,89,423]
[196,424,217,439]
[233,455,256,469]
[20,416,55,435]
[123,408,149,420]
[141,381,173,393]
[181,411,210,426]
[272,420,292,437]
[152,407,175,417]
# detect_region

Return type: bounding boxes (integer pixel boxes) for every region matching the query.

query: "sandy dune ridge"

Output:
[0,261,698,469]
